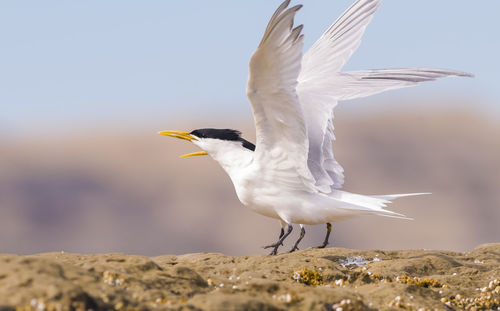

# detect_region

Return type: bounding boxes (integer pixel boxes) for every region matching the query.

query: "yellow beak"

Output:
[158,130,197,141]
[180,151,208,158]
[158,130,208,158]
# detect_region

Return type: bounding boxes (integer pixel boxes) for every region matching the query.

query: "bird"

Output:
[159,0,472,255]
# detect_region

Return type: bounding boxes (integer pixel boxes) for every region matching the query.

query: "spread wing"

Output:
[298,0,382,192]
[297,0,472,191]
[246,0,316,191]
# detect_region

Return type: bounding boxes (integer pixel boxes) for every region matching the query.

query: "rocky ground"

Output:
[1,243,499,311]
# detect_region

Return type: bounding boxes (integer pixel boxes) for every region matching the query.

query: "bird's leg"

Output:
[316,223,332,248]
[289,225,305,253]
[264,225,293,255]
[276,220,286,246]
[278,227,285,246]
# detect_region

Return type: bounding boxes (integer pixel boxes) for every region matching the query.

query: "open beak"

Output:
[158,130,197,141]
[179,151,208,158]
[158,130,208,158]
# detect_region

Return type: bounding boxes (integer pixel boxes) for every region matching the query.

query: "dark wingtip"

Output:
[461,72,475,78]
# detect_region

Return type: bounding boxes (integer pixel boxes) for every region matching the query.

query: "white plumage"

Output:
[160,0,472,255]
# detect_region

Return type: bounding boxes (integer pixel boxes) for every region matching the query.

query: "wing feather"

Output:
[247,1,315,191]
[297,0,472,192]
[328,68,473,101]
[301,0,381,78]
[298,0,382,191]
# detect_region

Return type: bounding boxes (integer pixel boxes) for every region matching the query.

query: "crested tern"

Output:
[159,0,472,255]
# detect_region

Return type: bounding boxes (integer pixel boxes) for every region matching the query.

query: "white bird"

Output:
[159,0,472,255]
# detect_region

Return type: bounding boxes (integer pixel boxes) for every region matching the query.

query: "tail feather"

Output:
[371,192,431,201]
[329,191,429,220]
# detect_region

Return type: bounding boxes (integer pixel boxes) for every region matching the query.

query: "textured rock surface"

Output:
[1,243,499,310]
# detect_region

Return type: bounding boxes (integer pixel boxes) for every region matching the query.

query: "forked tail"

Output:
[330,191,430,220]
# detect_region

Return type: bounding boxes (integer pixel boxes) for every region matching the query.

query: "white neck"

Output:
[192,139,254,179]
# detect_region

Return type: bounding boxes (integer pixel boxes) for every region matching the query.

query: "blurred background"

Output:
[1,0,499,256]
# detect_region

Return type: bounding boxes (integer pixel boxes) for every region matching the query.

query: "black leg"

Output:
[264,225,293,255]
[289,226,305,252]
[316,223,332,248]
[279,227,284,239]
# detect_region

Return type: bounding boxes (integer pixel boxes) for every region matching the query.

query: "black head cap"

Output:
[190,128,255,151]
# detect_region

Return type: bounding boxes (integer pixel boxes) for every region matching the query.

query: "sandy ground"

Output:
[1,243,499,311]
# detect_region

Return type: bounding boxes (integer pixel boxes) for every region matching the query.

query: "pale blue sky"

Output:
[1,1,498,136]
